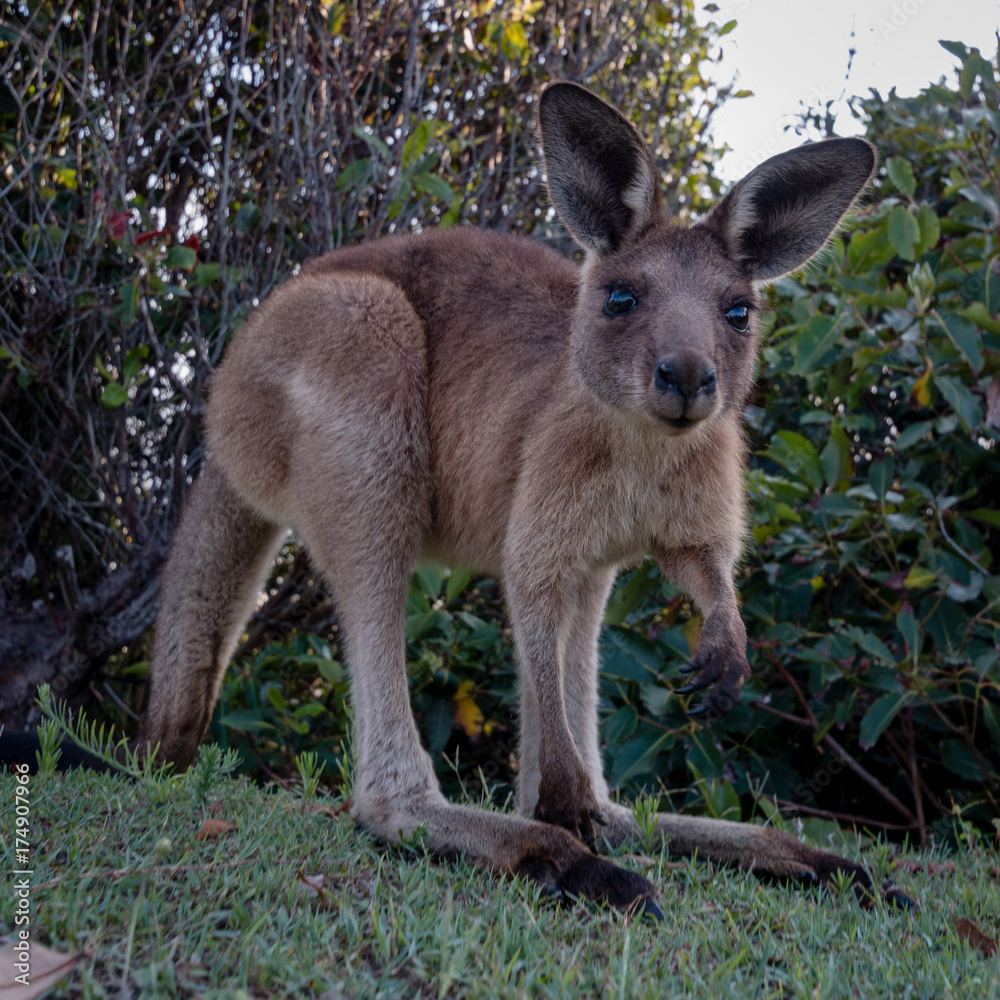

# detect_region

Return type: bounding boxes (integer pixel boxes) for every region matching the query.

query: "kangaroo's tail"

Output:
[137,461,284,769]
[0,729,112,772]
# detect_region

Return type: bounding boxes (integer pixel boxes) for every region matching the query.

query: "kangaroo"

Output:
[24,83,909,914]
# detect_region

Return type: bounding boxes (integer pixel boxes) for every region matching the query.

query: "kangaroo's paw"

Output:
[515,850,663,920]
[675,641,749,724]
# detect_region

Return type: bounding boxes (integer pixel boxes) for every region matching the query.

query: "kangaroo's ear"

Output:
[539,82,659,255]
[704,138,877,282]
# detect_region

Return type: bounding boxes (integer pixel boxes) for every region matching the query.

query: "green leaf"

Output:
[501,20,529,60]
[165,244,197,271]
[718,18,737,35]
[814,494,863,518]
[916,204,940,252]
[699,779,741,821]
[859,691,914,749]
[121,277,140,325]
[847,223,894,271]
[656,627,690,663]
[423,698,453,755]
[414,564,442,599]
[402,120,432,169]
[895,420,934,451]
[122,345,149,386]
[687,729,725,780]
[959,185,1000,226]
[896,610,921,657]
[445,566,473,604]
[904,566,937,590]
[938,40,968,60]
[819,421,851,488]
[100,382,128,408]
[387,177,412,219]
[983,701,1000,748]
[888,205,920,261]
[412,172,458,205]
[317,659,344,683]
[604,705,638,745]
[868,456,894,501]
[217,710,276,733]
[233,203,260,233]
[190,263,222,287]
[837,623,895,664]
[352,125,391,161]
[335,158,373,191]
[765,431,823,490]
[886,156,916,198]
[968,508,1000,529]
[94,353,114,382]
[604,560,660,626]
[964,301,1000,337]
[600,626,662,682]
[609,731,670,786]
[936,310,983,370]
[293,702,326,718]
[791,314,841,375]
[940,739,990,781]
[934,374,982,430]
[405,609,439,641]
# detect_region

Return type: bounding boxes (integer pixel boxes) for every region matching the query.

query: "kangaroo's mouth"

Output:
[663,415,694,429]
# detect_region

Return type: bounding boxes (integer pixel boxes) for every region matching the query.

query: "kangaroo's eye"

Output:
[604,282,638,316]
[724,302,750,332]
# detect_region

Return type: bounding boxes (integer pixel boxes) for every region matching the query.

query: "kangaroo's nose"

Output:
[654,360,717,399]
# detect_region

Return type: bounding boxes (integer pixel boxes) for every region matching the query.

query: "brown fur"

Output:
[138,84,906,913]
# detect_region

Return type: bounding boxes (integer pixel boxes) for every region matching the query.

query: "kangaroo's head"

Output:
[539,83,876,435]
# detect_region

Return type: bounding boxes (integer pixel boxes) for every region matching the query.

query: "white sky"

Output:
[696,0,1000,182]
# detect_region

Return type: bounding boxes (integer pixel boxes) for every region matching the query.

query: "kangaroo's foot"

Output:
[354,791,662,918]
[598,802,918,909]
[533,765,607,849]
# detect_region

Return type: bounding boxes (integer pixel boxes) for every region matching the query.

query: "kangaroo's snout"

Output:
[651,352,720,428]
[653,358,717,398]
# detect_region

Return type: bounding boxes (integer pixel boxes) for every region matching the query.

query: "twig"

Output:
[767,795,917,833]
[821,732,919,826]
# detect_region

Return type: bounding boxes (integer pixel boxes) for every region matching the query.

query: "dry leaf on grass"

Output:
[953,916,998,958]
[897,860,956,876]
[623,854,656,868]
[622,855,687,871]
[297,869,337,911]
[196,818,235,840]
[0,940,80,1000]
[296,800,352,818]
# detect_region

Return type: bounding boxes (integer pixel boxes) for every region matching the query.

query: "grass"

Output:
[3,748,1000,1000]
